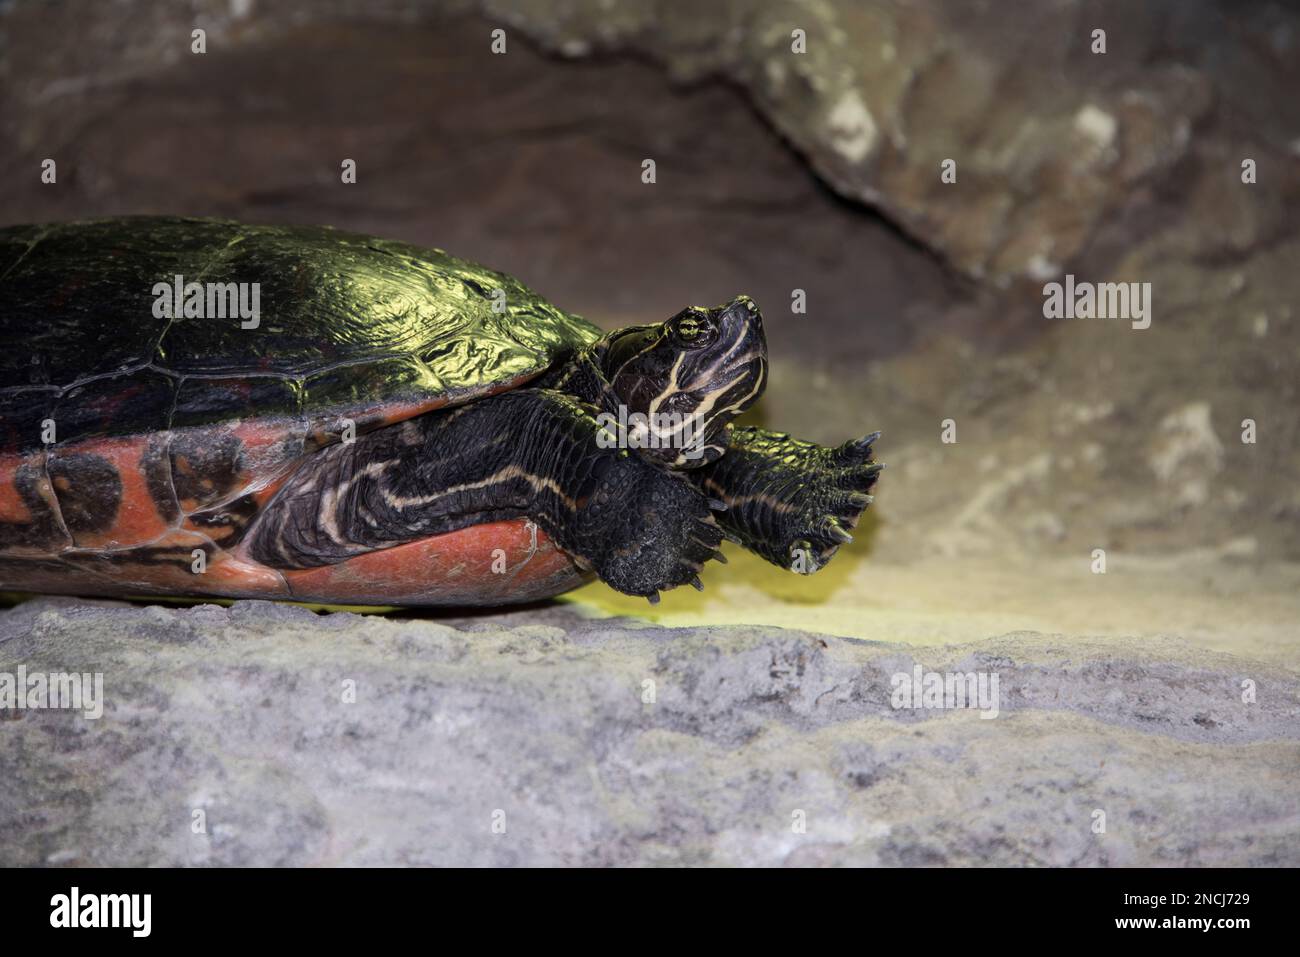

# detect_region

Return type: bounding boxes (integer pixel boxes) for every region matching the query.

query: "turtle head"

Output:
[598,296,768,468]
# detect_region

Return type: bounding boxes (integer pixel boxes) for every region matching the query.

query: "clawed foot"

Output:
[576,453,726,599]
[785,431,882,572]
[700,427,882,573]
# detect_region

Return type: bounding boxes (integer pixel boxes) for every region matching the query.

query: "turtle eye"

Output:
[670,309,716,348]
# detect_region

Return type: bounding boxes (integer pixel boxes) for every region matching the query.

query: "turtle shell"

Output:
[0,216,601,451]
[0,217,601,602]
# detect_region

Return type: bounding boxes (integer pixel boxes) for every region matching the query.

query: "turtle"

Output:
[0,216,881,606]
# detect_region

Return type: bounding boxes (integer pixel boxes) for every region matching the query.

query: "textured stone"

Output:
[2,597,1296,866]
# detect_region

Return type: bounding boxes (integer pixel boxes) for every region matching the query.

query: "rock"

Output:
[1,0,1298,560]
[1148,402,1225,508]
[2,598,1296,866]
[478,0,1219,281]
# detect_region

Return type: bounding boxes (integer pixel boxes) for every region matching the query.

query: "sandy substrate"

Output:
[567,548,1300,664]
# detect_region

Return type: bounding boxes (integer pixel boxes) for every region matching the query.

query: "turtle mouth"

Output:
[714,295,763,338]
[707,298,767,389]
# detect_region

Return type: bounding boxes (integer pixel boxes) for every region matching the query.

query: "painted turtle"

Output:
[0,217,880,606]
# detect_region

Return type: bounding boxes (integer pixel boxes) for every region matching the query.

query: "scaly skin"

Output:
[692,427,882,572]
[248,389,726,598]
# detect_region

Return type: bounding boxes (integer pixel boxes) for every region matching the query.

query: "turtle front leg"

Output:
[691,426,882,573]
[248,388,724,599]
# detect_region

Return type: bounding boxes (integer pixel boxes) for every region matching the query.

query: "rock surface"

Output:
[2,0,1296,562]
[11,0,1292,285]
[2,597,1296,866]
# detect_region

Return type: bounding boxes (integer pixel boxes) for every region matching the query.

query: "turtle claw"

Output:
[836,431,881,465]
[711,550,728,564]
[707,497,729,512]
[689,575,704,591]
[838,461,883,492]
[777,434,883,565]
[646,591,661,605]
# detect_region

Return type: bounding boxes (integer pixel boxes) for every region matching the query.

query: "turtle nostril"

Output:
[719,296,760,326]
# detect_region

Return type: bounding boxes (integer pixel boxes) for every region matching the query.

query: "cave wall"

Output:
[1,0,1297,560]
